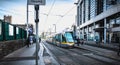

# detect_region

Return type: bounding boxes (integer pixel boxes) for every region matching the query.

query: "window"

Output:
[97,0,103,15]
[95,24,99,28]
[89,26,92,32]
[77,6,80,26]
[81,2,84,24]
[110,19,115,27]
[106,0,117,10]
[64,32,74,42]
[116,17,120,24]
[85,0,90,21]
[90,0,96,19]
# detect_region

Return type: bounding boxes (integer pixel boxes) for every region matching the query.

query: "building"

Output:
[76,0,120,43]
[4,15,12,23]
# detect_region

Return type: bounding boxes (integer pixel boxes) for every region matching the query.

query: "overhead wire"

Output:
[62,6,76,17]
[45,0,56,23]
[54,6,76,24]
[44,0,56,31]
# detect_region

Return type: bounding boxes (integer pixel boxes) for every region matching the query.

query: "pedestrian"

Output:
[29,35,33,44]
[117,43,120,56]
[76,37,80,46]
[81,39,84,45]
[26,37,30,47]
[39,37,41,43]
[117,41,120,56]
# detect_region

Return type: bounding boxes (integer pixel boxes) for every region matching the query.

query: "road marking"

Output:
[82,53,94,55]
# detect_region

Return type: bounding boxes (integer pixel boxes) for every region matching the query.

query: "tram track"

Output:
[74,45,120,62]
[68,47,120,65]
[44,41,120,65]
[53,45,109,65]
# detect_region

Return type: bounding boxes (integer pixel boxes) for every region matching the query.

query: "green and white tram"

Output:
[52,31,74,47]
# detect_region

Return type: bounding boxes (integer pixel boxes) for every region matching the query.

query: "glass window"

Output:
[62,35,66,42]
[106,0,117,10]
[90,0,96,19]
[64,32,74,42]
[116,17,120,24]
[117,0,120,4]
[85,0,90,21]
[81,2,84,24]
[107,23,109,28]
[110,19,115,27]
[58,34,62,42]
[95,24,99,28]
[89,26,92,32]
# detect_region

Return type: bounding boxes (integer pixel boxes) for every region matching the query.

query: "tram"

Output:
[47,31,75,47]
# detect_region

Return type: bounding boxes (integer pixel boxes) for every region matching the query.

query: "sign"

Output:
[0,22,1,35]
[9,25,13,36]
[28,0,45,5]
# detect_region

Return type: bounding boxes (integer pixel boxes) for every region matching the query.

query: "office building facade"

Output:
[76,0,120,43]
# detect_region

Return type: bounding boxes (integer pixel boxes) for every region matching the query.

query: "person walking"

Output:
[117,44,120,56]
[76,37,80,46]
[117,38,120,56]
[26,37,30,47]
[39,37,41,43]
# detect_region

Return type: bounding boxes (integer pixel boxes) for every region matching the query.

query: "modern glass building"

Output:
[76,0,120,43]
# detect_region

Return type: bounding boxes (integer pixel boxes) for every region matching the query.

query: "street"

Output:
[43,40,120,65]
[0,40,120,65]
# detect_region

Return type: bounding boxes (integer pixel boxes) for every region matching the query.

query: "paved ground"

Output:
[44,41,120,65]
[0,44,41,65]
[0,40,120,65]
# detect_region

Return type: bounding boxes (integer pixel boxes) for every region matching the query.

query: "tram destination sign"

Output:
[28,0,45,5]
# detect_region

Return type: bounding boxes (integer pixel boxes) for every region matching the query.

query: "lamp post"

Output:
[26,0,29,38]
[53,24,56,33]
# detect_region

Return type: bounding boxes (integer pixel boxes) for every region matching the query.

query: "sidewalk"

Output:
[0,44,38,65]
[84,41,119,51]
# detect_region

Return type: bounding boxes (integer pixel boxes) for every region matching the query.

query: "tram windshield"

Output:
[64,32,74,42]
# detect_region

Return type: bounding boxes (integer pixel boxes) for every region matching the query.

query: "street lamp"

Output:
[53,24,56,33]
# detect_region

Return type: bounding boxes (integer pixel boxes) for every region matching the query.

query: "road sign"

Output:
[28,0,45,5]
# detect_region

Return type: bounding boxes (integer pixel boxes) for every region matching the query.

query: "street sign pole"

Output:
[27,0,45,65]
[35,5,39,65]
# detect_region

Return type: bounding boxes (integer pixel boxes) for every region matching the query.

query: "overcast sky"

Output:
[0,0,76,34]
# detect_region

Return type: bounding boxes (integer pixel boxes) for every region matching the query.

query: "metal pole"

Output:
[35,5,39,65]
[104,0,107,44]
[27,0,29,38]
[53,24,56,33]
[104,18,107,44]
[93,23,95,41]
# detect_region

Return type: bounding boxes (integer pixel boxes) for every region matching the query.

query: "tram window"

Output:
[64,32,74,42]
[62,35,66,42]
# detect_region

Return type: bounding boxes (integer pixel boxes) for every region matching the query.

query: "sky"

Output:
[0,0,77,34]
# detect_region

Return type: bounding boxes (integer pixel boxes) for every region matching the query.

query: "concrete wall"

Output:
[0,39,26,60]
